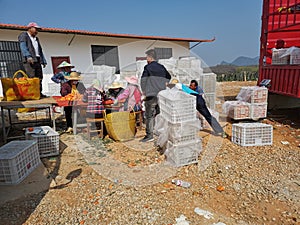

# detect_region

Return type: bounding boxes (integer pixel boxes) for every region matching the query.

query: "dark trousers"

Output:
[64,106,73,128]
[23,57,43,94]
[196,94,223,134]
[144,96,159,138]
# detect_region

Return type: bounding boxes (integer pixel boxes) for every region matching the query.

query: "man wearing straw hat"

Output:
[61,72,86,133]
[18,22,47,97]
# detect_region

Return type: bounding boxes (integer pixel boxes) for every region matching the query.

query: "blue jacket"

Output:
[51,71,70,84]
[18,32,47,65]
[141,61,171,97]
[176,83,204,105]
[195,86,204,95]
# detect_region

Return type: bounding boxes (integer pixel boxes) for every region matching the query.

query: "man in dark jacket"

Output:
[18,22,47,97]
[140,49,171,142]
[190,80,227,138]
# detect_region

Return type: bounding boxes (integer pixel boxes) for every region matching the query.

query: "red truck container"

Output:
[259,0,300,99]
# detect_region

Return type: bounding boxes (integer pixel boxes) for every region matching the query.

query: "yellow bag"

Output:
[1,70,40,101]
[104,111,136,142]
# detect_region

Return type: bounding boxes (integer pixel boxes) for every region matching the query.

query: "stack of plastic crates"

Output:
[159,89,197,123]
[0,140,40,185]
[232,123,273,146]
[199,73,216,110]
[223,86,268,120]
[25,126,60,158]
[238,86,268,120]
[158,89,202,167]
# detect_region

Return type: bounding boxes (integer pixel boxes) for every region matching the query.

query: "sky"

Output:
[0,0,263,66]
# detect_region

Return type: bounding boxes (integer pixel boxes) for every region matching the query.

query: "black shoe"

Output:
[139,135,154,142]
[40,94,47,98]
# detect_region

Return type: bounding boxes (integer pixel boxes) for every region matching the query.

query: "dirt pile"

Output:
[0,81,299,225]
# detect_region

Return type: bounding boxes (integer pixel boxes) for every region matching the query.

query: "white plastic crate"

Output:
[203,92,216,110]
[232,123,273,146]
[236,86,268,104]
[47,83,61,96]
[177,58,192,68]
[290,48,300,64]
[223,101,251,120]
[25,126,60,158]
[165,140,202,167]
[191,58,202,71]
[158,89,196,123]
[0,140,40,185]
[250,103,268,119]
[199,73,216,93]
[168,120,201,144]
[272,48,290,65]
[158,58,177,72]
[81,72,97,88]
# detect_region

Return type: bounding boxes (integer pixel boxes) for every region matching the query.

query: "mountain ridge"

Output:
[220,56,259,66]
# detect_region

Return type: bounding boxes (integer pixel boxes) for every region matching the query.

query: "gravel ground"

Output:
[0,81,299,225]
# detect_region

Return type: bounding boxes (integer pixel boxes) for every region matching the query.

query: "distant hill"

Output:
[204,63,259,82]
[220,56,259,66]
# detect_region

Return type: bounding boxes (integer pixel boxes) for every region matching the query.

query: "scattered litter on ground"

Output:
[194,207,214,219]
[175,214,190,225]
[281,141,290,145]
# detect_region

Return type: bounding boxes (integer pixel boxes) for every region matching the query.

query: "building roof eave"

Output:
[0,23,215,43]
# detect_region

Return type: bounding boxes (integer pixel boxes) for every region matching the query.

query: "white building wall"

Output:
[0,28,190,95]
[0,29,190,74]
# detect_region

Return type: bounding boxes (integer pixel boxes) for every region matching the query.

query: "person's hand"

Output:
[27,57,34,64]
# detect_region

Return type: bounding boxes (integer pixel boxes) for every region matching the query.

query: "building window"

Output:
[91,45,120,73]
[154,47,173,60]
[0,41,24,78]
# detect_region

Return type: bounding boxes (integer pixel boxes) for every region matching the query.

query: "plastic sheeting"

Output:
[236,86,268,103]
[222,101,251,120]
[279,46,300,58]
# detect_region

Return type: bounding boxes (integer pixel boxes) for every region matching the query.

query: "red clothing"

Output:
[60,81,86,96]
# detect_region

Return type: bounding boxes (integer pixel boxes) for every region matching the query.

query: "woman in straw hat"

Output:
[114,75,142,112]
[107,81,125,100]
[51,61,74,84]
[60,72,86,133]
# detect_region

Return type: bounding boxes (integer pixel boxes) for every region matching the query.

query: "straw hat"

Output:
[92,79,102,91]
[65,72,81,80]
[108,82,123,89]
[57,61,74,69]
[170,78,179,84]
[125,76,139,85]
